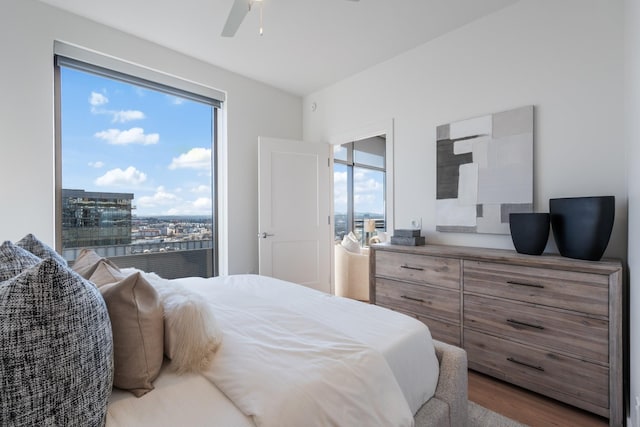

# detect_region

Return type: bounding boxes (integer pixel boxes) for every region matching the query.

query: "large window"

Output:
[334,136,386,243]
[55,49,221,278]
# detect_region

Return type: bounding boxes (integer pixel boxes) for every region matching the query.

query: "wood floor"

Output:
[468,370,609,427]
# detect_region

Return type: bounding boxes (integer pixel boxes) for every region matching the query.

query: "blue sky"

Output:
[61,67,214,217]
[333,165,385,216]
[333,142,386,217]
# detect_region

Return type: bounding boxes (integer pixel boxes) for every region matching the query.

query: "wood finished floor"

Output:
[468,370,609,427]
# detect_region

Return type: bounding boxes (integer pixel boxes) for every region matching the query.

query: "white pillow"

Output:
[341,231,361,254]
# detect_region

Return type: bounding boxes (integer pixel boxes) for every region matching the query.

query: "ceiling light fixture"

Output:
[221,0,264,37]
[257,0,264,36]
[221,0,359,38]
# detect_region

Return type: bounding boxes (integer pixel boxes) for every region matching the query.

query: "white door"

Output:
[258,137,332,293]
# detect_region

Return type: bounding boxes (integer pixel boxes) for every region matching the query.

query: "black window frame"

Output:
[54,50,222,277]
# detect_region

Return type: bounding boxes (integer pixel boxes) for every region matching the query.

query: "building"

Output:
[61,189,134,248]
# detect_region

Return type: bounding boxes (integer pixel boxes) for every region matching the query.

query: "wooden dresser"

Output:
[369,243,624,426]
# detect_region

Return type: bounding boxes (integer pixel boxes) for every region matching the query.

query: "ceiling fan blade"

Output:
[221,0,251,37]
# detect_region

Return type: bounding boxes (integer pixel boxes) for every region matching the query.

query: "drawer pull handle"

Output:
[401,264,425,271]
[507,280,544,289]
[507,357,545,372]
[401,295,425,303]
[506,319,545,330]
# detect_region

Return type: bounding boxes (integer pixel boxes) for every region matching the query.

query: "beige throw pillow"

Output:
[99,272,164,397]
[90,260,127,287]
[72,248,119,279]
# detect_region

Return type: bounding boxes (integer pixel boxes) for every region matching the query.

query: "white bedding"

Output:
[107,274,439,427]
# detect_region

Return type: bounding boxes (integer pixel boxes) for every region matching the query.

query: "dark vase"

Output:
[509,213,550,255]
[549,196,615,261]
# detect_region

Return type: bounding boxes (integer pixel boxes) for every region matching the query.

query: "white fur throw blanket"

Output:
[122,269,223,373]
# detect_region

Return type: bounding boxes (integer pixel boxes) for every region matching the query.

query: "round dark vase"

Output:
[549,196,615,261]
[509,213,550,255]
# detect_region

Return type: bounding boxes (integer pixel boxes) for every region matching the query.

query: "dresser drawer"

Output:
[464,330,608,412]
[376,251,460,289]
[464,294,608,363]
[463,260,608,316]
[392,307,461,346]
[375,277,460,323]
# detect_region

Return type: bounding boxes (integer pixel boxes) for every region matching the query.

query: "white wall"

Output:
[0,0,302,275]
[625,0,640,424]
[304,0,626,260]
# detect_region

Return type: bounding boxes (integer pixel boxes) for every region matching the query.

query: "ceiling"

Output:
[38,0,519,96]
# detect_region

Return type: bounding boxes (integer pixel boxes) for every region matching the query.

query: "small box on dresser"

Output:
[390,229,426,246]
[389,236,426,246]
[369,243,624,427]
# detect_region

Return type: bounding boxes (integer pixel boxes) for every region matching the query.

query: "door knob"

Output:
[259,232,275,239]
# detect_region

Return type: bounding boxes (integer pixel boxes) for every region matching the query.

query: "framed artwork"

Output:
[436,105,533,234]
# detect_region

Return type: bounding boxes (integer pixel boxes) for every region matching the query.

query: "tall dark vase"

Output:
[509,213,550,255]
[549,196,615,261]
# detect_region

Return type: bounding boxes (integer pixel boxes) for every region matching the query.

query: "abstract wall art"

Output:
[436,105,534,235]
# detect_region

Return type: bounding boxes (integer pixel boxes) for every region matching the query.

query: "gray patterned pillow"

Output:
[0,258,113,426]
[0,240,42,282]
[16,233,67,266]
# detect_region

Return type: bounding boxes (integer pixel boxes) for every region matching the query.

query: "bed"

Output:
[106,273,468,427]
[0,236,467,427]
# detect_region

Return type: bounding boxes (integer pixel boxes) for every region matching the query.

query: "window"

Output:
[54,47,222,278]
[334,136,386,244]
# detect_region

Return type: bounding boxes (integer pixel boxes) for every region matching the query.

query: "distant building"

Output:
[139,228,161,238]
[62,189,134,248]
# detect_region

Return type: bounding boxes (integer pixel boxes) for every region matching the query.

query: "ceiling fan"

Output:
[221,0,360,37]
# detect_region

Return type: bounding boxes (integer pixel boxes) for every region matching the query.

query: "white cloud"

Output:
[112,110,146,123]
[95,166,147,187]
[191,185,211,194]
[167,95,185,105]
[163,197,212,216]
[354,177,383,194]
[136,187,212,216]
[333,168,384,215]
[354,193,377,205]
[169,148,211,170]
[88,161,105,168]
[333,170,348,213]
[136,186,178,209]
[353,169,384,214]
[90,91,108,106]
[192,197,212,209]
[91,106,146,123]
[94,127,159,145]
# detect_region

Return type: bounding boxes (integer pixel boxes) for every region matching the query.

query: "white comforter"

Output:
[107,274,439,427]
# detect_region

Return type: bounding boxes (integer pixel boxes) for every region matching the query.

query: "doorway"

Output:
[333,136,387,244]
[330,119,394,300]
